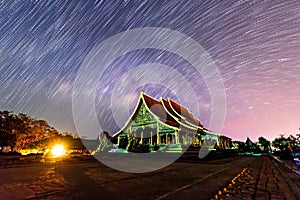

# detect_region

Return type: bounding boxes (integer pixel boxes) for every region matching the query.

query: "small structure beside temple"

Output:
[111,91,230,153]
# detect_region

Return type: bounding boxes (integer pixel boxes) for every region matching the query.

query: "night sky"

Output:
[0,0,299,141]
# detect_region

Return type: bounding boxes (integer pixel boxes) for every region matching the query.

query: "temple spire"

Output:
[139,88,144,98]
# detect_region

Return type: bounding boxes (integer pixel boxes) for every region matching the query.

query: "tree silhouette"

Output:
[258,136,270,152]
[0,110,60,152]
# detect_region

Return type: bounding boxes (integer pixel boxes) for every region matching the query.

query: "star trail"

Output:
[0,0,299,141]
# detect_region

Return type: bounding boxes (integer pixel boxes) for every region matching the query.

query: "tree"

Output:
[0,111,61,152]
[296,133,300,143]
[0,111,17,151]
[272,134,295,151]
[258,136,270,152]
[273,135,286,150]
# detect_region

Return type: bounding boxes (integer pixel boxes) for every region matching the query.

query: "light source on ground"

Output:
[51,144,65,158]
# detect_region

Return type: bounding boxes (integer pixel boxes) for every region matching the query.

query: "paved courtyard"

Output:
[0,155,299,200]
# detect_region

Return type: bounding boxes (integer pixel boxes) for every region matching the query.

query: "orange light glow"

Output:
[51,144,65,158]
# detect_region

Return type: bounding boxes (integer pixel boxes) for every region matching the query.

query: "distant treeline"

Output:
[0,110,73,152]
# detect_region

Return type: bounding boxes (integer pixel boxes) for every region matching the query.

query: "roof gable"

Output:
[167,98,202,127]
[142,93,179,127]
[113,91,210,137]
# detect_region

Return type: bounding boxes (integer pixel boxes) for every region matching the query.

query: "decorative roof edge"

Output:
[111,91,222,138]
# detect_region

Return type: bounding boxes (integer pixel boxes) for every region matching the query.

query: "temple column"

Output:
[172,135,174,144]
[150,131,153,145]
[117,136,120,146]
[185,134,188,145]
[175,130,179,144]
[140,131,143,144]
[173,134,175,144]
[165,134,167,144]
[129,126,132,137]
[156,122,160,144]
[166,134,169,144]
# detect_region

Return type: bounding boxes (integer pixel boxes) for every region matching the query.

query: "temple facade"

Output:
[112,91,229,152]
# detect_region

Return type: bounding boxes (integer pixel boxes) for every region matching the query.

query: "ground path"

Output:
[0,155,299,200]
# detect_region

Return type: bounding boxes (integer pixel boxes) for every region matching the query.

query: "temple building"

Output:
[111,91,230,153]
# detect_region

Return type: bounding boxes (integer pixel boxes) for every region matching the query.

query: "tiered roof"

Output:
[162,98,202,128]
[143,93,179,127]
[113,91,219,137]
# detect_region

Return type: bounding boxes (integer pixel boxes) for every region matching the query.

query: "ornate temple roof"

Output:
[112,91,220,137]
[166,98,202,127]
[143,93,179,127]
